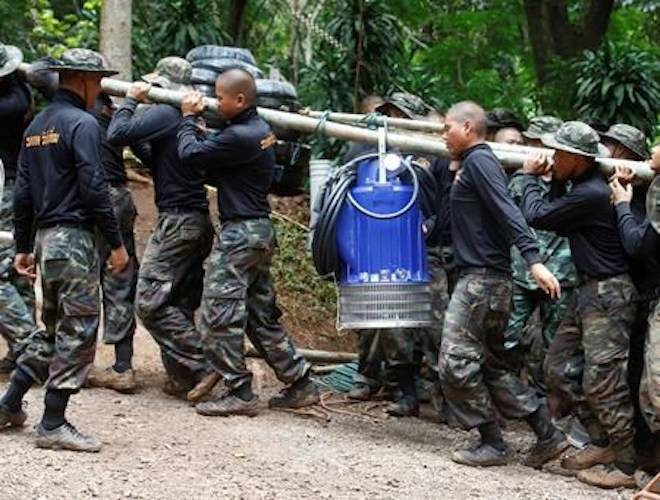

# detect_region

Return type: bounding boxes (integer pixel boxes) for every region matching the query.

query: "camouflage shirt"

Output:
[509,171,578,289]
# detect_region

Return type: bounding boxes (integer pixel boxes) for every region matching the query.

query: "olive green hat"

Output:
[541,121,610,158]
[48,48,118,76]
[600,123,649,160]
[523,116,563,140]
[376,92,426,120]
[142,57,193,92]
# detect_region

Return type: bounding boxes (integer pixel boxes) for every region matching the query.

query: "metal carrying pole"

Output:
[14,63,654,180]
[97,77,654,181]
[301,109,445,134]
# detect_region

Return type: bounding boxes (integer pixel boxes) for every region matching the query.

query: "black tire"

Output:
[185,45,256,65]
[256,79,297,99]
[271,126,302,142]
[193,83,216,97]
[270,141,311,196]
[191,67,220,85]
[25,57,59,100]
[256,95,300,112]
[191,58,263,79]
[257,97,304,141]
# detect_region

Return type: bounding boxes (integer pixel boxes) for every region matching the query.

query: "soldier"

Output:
[177,68,319,416]
[521,122,639,488]
[0,49,129,451]
[107,57,214,398]
[493,127,524,146]
[485,108,524,142]
[610,160,660,475]
[84,93,140,393]
[438,101,566,468]
[0,43,36,374]
[505,116,577,398]
[603,125,658,474]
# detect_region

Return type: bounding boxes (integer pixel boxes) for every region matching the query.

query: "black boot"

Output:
[268,376,320,409]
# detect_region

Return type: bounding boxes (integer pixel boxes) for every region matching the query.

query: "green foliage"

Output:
[1,0,100,59]
[573,42,659,136]
[132,0,225,77]
[270,217,337,318]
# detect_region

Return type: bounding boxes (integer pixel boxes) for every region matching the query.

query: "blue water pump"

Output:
[311,128,433,329]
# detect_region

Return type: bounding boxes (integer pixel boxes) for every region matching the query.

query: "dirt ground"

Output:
[0,332,635,500]
[0,183,638,499]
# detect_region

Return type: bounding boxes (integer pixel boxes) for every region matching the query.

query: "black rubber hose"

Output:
[312,168,356,278]
[311,154,444,280]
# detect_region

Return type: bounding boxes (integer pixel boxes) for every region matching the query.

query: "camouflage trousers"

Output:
[354,247,449,388]
[0,183,36,359]
[544,274,637,452]
[439,269,541,429]
[353,329,384,389]
[505,284,575,395]
[380,247,449,373]
[16,227,99,390]
[135,211,213,384]
[97,185,138,344]
[640,299,660,433]
[199,218,308,391]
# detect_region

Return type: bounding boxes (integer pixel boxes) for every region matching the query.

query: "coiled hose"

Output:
[311,153,439,279]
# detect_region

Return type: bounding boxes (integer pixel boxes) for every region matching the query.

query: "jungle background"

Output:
[1,0,659,345]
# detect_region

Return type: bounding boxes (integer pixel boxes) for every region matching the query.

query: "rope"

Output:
[313,110,331,136]
[359,112,384,130]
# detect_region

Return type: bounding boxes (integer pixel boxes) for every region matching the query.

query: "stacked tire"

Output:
[186,45,310,196]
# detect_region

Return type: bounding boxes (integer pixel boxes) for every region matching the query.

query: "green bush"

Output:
[573,42,659,136]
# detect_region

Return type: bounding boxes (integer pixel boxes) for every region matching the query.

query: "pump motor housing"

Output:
[334,155,432,329]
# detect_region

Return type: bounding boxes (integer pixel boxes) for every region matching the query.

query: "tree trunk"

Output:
[523,0,614,85]
[100,0,132,80]
[227,0,249,46]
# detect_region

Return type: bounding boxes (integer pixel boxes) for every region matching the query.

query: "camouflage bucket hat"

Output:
[486,108,524,131]
[375,92,426,119]
[600,123,650,160]
[47,48,118,76]
[523,116,563,140]
[142,57,192,91]
[0,43,23,77]
[541,121,610,158]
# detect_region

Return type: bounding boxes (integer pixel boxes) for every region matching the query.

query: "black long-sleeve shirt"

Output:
[520,169,629,278]
[450,143,541,273]
[615,200,660,292]
[429,156,454,247]
[14,90,122,253]
[177,107,274,221]
[107,97,208,212]
[92,96,126,185]
[0,75,32,181]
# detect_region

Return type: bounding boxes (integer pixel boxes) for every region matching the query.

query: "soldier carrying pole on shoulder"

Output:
[0,49,129,452]
[177,68,320,416]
